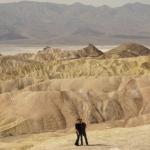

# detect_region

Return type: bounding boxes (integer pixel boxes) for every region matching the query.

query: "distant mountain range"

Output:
[0,1,150,45]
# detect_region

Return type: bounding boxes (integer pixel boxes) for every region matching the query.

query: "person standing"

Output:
[75,118,88,146]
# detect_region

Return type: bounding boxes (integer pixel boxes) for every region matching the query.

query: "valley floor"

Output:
[0,124,150,150]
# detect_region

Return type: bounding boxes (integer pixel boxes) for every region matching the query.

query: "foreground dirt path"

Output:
[0,125,150,150]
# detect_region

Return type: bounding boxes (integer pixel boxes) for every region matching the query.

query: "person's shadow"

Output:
[86,144,111,147]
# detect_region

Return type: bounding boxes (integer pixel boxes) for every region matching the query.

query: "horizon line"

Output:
[0,1,149,8]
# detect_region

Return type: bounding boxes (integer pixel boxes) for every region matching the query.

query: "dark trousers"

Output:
[75,131,88,145]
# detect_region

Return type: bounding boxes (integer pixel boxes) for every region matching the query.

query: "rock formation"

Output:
[0,77,150,136]
[0,43,150,136]
[104,43,150,58]
[33,44,103,61]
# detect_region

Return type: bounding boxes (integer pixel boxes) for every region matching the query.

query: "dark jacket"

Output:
[75,122,86,134]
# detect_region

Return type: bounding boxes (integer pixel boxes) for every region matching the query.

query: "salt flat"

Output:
[0,44,117,55]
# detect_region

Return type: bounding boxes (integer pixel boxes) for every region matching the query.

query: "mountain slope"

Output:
[104,43,150,58]
[0,2,150,44]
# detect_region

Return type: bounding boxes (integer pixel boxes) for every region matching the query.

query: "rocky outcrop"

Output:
[0,54,150,81]
[75,44,103,57]
[33,44,103,61]
[104,43,150,58]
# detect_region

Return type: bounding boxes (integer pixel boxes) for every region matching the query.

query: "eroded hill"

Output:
[0,43,150,137]
[104,43,150,58]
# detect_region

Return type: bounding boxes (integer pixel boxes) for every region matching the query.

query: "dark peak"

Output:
[38,46,61,55]
[117,42,149,50]
[38,46,51,54]
[43,46,51,51]
[105,42,150,58]
[87,43,97,49]
[83,43,103,55]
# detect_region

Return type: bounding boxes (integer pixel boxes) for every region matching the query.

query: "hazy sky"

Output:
[0,0,150,7]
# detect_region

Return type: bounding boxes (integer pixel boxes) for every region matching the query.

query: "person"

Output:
[75,118,88,146]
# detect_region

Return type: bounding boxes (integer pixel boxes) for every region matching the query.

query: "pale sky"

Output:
[0,0,150,7]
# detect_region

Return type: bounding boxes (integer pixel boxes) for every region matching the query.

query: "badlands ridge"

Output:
[0,43,150,138]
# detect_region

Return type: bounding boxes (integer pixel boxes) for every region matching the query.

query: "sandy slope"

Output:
[0,76,150,136]
[0,124,150,150]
